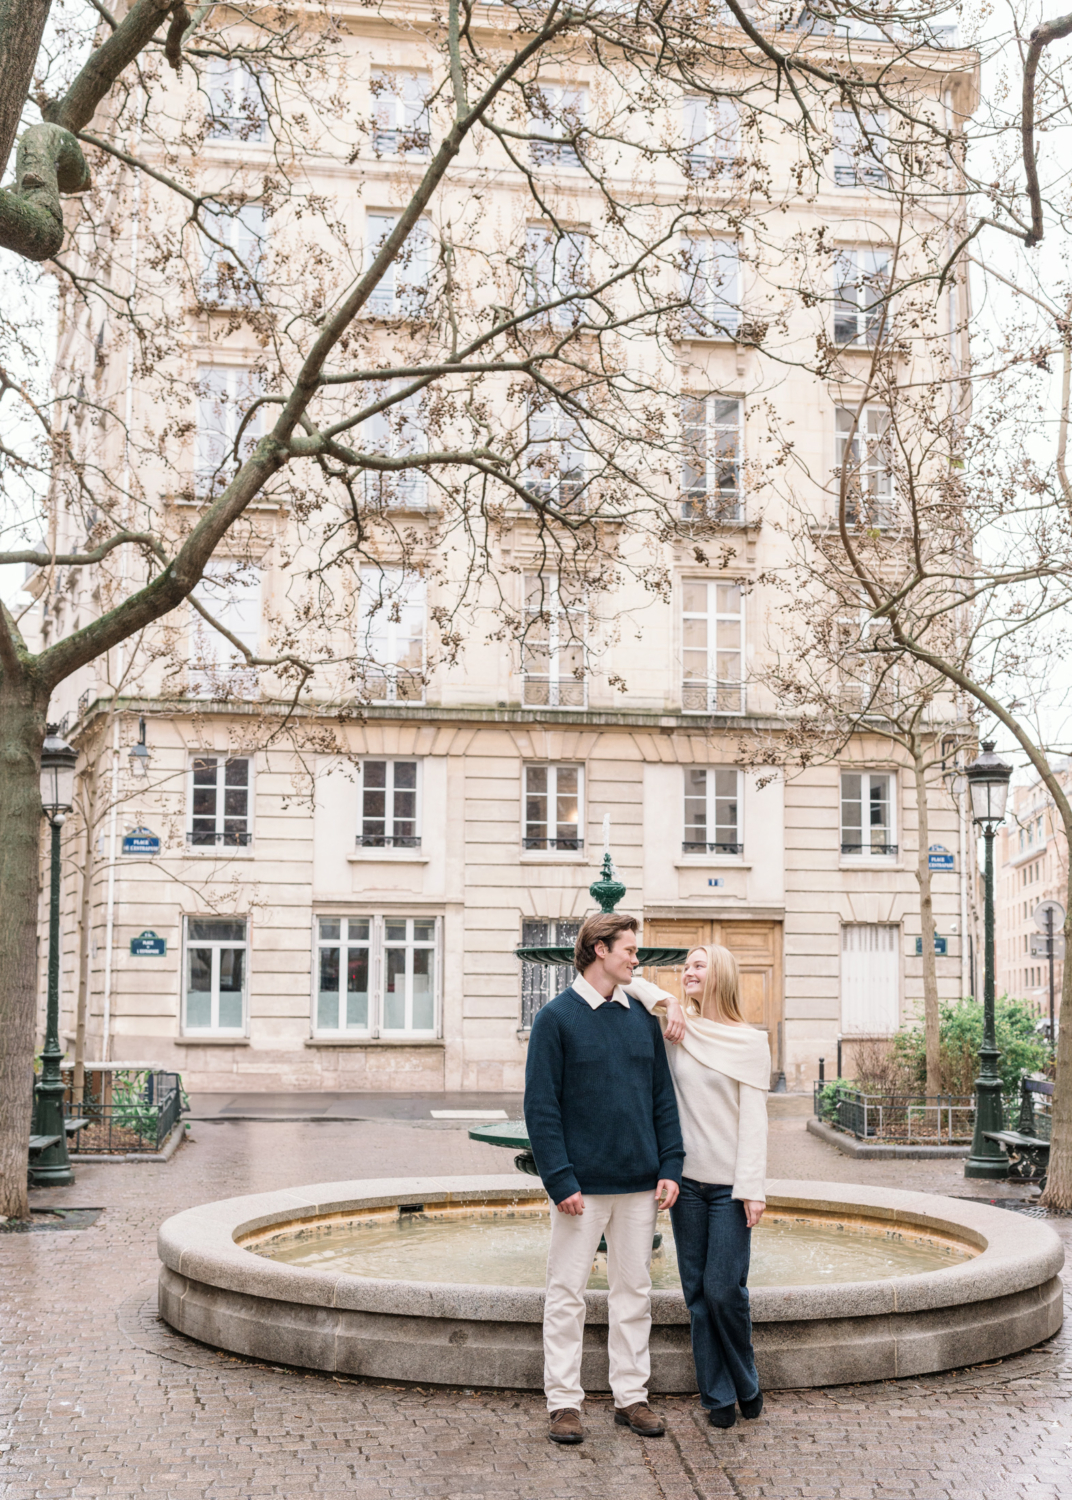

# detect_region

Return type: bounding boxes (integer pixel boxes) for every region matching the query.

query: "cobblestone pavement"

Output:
[2,1111,1070,1499]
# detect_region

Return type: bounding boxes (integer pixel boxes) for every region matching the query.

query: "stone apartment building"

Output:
[996,764,1069,1027]
[37,8,979,1095]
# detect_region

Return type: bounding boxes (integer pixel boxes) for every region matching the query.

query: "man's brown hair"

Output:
[574,912,639,973]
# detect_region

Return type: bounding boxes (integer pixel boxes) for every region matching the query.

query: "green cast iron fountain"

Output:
[473,841,689,1175]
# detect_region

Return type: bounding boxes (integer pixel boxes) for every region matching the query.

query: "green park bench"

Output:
[28,1134,61,1155]
[983,1077,1053,1187]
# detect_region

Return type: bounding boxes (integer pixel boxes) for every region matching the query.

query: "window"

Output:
[681,396,743,521]
[189,757,252,846]
[205,58,265,142]
[524,764,583,850]
[200,204,266,307]
[832,107,887,188]
[525,400,586,511]
[834,248,889,345]
[370,69,430,156]
[184,918,247,1033]
[190,560,261,698]
[683,95,739,173]
[358,567,425,702]
[357,759,420,848]
[841,771,896,856]
[361,385,428,510]
[835,406,893,527]
[528,83,587,167]
[840,924,899,1035]
[683,767,742,853]
[522,574,585,707]
[525,225,589,327]
[313,915,439,1037]
[316,917,371,1032]
[195,366,264,496]
[520,917,581,1028]
[681,238,739,338]
[682,580,745,714]
[365,213,432,317]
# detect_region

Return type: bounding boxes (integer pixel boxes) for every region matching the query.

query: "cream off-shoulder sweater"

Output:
[625,975,770,1203]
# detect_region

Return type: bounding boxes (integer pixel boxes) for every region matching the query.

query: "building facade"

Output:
[996,765,1069,1028]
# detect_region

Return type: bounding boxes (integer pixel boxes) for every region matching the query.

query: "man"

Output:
[524,912,684,1445]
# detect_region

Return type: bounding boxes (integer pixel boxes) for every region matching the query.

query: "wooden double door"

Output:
[643,919,783,1077]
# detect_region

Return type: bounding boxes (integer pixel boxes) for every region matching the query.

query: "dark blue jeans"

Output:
[669,1178,760,1410]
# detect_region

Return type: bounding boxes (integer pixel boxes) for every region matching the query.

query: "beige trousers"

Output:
[543,1190,659,1412]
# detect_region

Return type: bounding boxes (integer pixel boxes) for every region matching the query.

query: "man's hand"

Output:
[663,1000,686,1043]
[655,1179,679,1210]
[742,1199,765,1229]
[556,1192,585,1215]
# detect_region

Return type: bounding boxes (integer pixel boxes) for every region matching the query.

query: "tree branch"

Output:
[0,531,164,569]
[1021,11,1072,247]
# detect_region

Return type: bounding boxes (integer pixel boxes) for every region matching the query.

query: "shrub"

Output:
[893,997,1051,1097]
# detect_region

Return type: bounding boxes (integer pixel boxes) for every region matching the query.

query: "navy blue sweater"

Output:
[524,985,685,1204]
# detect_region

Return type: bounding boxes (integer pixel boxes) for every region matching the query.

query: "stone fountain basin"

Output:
[157,1176,1063,1391]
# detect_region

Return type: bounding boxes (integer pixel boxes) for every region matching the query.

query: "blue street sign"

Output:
[707,878,724,887]
[928,844,955,871]
[122,826,160,855]
[915,935,948,956]
[130,930,167,957]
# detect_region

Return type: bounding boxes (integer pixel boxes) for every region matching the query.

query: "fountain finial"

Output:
[589,847,627,914]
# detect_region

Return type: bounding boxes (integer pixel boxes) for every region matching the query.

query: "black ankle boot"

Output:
[707,1403,736,1428]
[739,1392,763,1420]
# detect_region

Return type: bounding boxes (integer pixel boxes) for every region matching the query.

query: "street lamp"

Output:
[31,724,78,1187]
[128,716,150,778]
[964,739,1013,1180]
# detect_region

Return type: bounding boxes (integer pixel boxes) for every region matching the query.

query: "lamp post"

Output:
[964,739,1013,1180]
[31,725,78,1187]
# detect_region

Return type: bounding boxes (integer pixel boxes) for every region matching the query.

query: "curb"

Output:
[807,1116,969,1159]
[69,1120,189,1165]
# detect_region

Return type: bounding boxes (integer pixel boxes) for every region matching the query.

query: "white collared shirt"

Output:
[572,973,631,1010]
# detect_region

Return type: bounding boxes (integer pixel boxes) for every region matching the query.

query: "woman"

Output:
[628,945,769,1428]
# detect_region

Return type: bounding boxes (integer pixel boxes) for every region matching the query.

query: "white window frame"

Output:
[370,68,431,157]
[200,203,267,307]
[681,579,745,715]
[360,384,429,510]
[182,916,249,1036]
[683,95,739,173]
[681,237,739,338]
[840,770,897,859]
[682,766,743,856]
[832,107,888,188]
[522,574,586,708]
[187,754,253,849]
[525,400,587,511]
[681,395,743,521]
[190,559,261,699]
[311,914,441,1039]
[835,405,894,527]
[358,566,426,703]
[205,58,266,142]
[356,758,422,849]
[523,763,584,853]
[840,923,900,1036]
[834,247,889,346]
[525,225,590,327]
[520,917,581,1029]
[195,365,264,496]
[528,83,587,168]
[365,213,432,317]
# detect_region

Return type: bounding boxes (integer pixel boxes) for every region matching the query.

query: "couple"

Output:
[524,910,770,1444]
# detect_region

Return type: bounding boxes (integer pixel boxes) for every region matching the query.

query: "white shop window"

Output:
[524,763,583,851]
[314,915,439,1038]
[370,69,431,157]
[840,771,896,857]
[356,759,420,848]
[840,924,899,1035]
[683,767,742,854]
[183,918,248,1034]
[681,579,744,714]
[188,755,252,848]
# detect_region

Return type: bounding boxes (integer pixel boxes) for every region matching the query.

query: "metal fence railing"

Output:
[813,1081,976,1145]
[61,1068,185,1155]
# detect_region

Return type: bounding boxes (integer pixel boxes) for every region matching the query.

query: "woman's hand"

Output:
[741,1199,765,1229]
[663,1000,687,1043]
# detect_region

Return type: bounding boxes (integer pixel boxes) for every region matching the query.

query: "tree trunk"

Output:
[0,2,52,179]
[912,745,942,1096]
[0,684,48,1219]
[1040,871,1072,1209]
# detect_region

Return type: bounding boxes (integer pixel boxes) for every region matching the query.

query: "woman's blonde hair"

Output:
[684,944,745,1025]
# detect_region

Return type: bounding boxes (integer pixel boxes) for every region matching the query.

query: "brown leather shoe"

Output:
[548,1408,584,1444]
[614,1402,666,1436]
